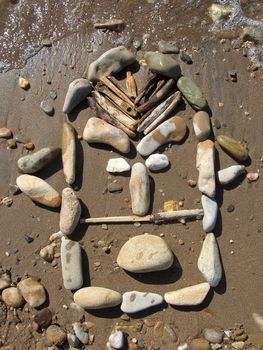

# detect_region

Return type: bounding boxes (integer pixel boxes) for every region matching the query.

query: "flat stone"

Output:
[60,188,81,236]
[109,331,124,349]
[107,183,123,193]
[198,233,222,287]
[61,237,83,290]
[16,174,61,208]
[252,313,263,332]
[164,283,210,306]
[0,128,12,138]
[46,325,66,345]
[106,158,131,173]
[180,51,193,64]
[121,291,163,313]
[63,79,92,114]
[144,52,181,79]
[73,287,122,309]
[196,140,216,198]
[1,287,24,308]
[177,77,208,110]
[217,135,249,162]
[145,154,169,171]
[83,117,130,154]
[88,46,136,82]
[17,147,60,174]
[193,111,211,141]
[202,195,218,232]
[18,277,46,308]
[40,100,54,116]
[158,40,179,54]
[73,322,89,344]
[203,328,224,344]
[62,123,76,185]
[137,116,187,156]
[117,234,174,273]
[217,165,246,185]
[129,163,150,216]
[190,338,210,350]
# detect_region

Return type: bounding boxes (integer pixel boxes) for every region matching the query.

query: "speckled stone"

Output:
[177,76,208,110]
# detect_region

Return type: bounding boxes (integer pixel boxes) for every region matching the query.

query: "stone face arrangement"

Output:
[73,287,122,309]
[63,78,92,114]
[164,283,210,306]
[59,188,81,236]
[62,123,76,185]
[121,291,163,313]
[129,163,150,216]
[117,234,174,273]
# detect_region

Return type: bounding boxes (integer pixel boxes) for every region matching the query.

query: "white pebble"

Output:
[106,158,130,173]
[145,154,169,171]
[109,331,124,349]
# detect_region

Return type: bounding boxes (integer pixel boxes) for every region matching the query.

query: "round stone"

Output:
[203,328,224,344]
[190,338,211,350]
[17,278,46,308]
[1,287,24,308]
[145,154,169,171]
[144,52,181,79]
[46,325,66,345]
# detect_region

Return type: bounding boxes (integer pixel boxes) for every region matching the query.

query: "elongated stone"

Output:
[88,46,136,82]
[117,234,174,273]
[16,175,61,207]
[177,77,208,110]
[201,195,218,232]
[197,233,222,287]
[17,278,46,308]
[129,163,150,216]
[83,117,130,154]
[144,52,181,79]
[217,135,249,161]
[121,291,163,313]
[63,79,92,114]
[193,111,211,141]
[73,287,122,309]
[61,237,83,290]
[17,147,60,174]
[137,116,187,156]
[145,154,169,171]
[60,188,81,236]
[217,165,246,185]
[164,283,210,306]
[196,140,216,198]
[62,123,76,185]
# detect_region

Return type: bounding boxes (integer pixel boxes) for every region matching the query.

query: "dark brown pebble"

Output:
[33,308,52,330]
[227,204,235,213]
[24,234,34,243]
[213,118,221,129]
[7,139,17,149]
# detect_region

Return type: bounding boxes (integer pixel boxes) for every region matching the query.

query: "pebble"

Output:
[247,172,259,183]
[144,51,181,79]
[180,51,193,64]
[24,234,34,243]
[88,46,136,82]
[61,237,83,290]
[63,79,92,114]
[203,329,224,344]
[23,142,35,151]
[117,234,174,273]
[73,287,122,309]
[241,26,263,44]
[227,204,235,213]
[137,116,187,156]
[62,123,76,185]
[17,277,46,308]
[40,245,54,262]
[106,158,131,173]
[158,40,179,54]
[145,154,169,171]
[109,331,125,349]
[177,77,207,110]
[67,333,80,348]
[0,128,12,139]
[1,197,13,207]
[202,195,218,232]
[196,140,216,198]
[252,313,263,332]
[83,117,130,154]
[213,118,221,129]
[40,100,54,116]
[16,175,61,208]
[190,338,210,350]
[0,273,11,290]
[1,287,24,308]
[107,183,123,193]
[33,308,52,330]
[46,325,66,345]
[60,188,81,236]
[73,322,89,344]
[129,163,150,216]
[231,342,245,350]
[217,165,246,185]
[217,135,249,162]
[18,77,30,89]
[163,324,178,343]
[164,283,210,306]
[7,139,17,149]
[49,90,57,100]
[178,343,188,350]
[193,111,211,141]
[133,40,142,50]
[9,184,20,195]
[121,291,163,313]
[198,233,222,287]
[17,147,60,174]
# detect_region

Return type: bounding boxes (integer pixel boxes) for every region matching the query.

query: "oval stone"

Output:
[193,111,211,141]
[17,147,60,174]
[59,188,81,236]
[217,165,246,185]
[203,328,224,344]
[117,234,174,273]
[201,195,218,232]
[137,116,187,156]
[106,158,130,173]
[63,78,92,114]
[164,283,210,306]
[144,52,181,79]
[73,287,122,309]
[17,278,46,308]
[145,154,169,171]
[177,77,208,110]
[16,175,61,208]
[2,287,24,308]
[129,163,150,216]
[217,135,249,161]
[190,338,210,350]
[62,123,76,185]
